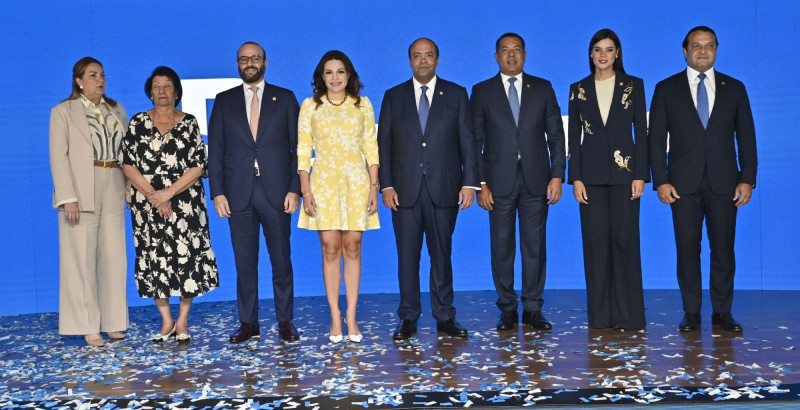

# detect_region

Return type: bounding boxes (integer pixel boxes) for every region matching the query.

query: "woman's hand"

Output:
[302,192,317,218]
[63,202,80,226]
[367,186,379,215]
[148,189,174,208]
[156,201,173,219]
[631,180,645,200]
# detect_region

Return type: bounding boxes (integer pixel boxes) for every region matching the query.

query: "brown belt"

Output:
[93,160,120,168]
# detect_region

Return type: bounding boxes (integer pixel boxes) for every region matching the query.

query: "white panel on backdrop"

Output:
[181,78,242,135]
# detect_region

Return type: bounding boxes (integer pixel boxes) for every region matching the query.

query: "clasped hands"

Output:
[146,189,174,218]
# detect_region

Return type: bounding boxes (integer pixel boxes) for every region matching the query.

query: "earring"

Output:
[79,85,84,90]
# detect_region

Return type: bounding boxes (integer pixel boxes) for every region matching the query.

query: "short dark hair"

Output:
[312,50,363,108]
[496,32,526,53]
[145,66,182,107]
[238,41,266,60]
[682,26,718,49]
[588,28,626,74]
[408,37,439,59]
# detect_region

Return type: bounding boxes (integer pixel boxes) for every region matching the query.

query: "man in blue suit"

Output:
[471,33,566,331]
[649,26,757,333]
[208,41,301,342]
[378,37,479,340]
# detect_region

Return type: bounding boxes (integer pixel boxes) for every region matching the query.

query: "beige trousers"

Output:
[58,166,129,335]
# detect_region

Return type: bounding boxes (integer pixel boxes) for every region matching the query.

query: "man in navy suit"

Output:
[471,33,566,331]
[649,26,757,333]
[208,41,301,342]
[378,37,479,340]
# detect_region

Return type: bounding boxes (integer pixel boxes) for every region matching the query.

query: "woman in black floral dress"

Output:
[121,66,219,343]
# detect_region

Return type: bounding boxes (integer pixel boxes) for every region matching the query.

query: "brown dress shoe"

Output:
[229,322,260,343]
[279,321,300,341]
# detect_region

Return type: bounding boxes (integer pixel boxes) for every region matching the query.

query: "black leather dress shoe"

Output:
[229,322,260,343]
[437,319,468,337]
[279,321,300,341]
[679,313,700,332]
[497,311,518,331]
[711,312,742,332]
[522,311,552,330]
[393,319,417,341]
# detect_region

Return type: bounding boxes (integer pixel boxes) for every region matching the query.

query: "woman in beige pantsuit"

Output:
[49,57,129,347]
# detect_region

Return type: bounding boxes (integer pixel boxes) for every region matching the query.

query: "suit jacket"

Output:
[49,98,128,210]
[649,70,757,194]
[378,77,479,207]
[207,83,300,212]
[567,73,649,185]
[471,73,566,196]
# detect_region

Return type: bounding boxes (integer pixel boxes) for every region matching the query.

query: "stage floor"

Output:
[1,290,798,408]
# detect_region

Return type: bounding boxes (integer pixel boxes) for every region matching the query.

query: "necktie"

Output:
[249,85,260,140]
[508,77,520,126]
[696,73,709,129]
[419,85,430,133]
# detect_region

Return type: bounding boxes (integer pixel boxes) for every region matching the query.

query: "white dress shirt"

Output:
[243,80,264,169]
[412,75,437,110]
[500,72,523,106]
[686,66,716,114]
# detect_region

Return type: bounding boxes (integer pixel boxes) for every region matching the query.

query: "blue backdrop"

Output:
[2,1,797,315]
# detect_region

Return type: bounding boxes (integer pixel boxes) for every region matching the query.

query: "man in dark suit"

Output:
[471,33,566,331]
[378,37,479,340]
[208,41,301,342]
[649,26,757,333]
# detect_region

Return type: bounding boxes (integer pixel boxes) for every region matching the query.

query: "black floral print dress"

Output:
[121,112,219,298]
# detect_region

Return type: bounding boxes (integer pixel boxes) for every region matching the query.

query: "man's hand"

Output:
[458,187,475,210]
[382,188,399,211]
[213,195,231,218]
[733,183,753,207]
[284,192,299,214]
[656,184,680,204]
[478,183,494,210]
[572,180,588,204]
[546,178,562,205]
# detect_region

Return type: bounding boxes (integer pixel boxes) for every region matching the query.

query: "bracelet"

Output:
[302,192,312,197]
[370,183,379,188]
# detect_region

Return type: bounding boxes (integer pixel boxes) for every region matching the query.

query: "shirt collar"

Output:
[243,79,265,93]
[500,72,523,85]
[686,66,715,82]
[412,75,437,92]
[79,93,106,109]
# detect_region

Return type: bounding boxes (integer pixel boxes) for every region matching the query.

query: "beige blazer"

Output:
[49,98,128,210]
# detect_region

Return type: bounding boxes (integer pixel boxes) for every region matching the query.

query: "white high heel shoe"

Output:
[346,317,363,343]
[152,325,176,343]
[329,333,344,343]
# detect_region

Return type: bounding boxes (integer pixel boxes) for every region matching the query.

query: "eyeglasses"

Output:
[238,54,264,64]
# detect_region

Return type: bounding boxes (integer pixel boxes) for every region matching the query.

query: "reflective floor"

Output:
[0,289,797,407]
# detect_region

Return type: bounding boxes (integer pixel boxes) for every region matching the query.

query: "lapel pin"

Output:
[721,81,726,85]
[272,97,277,101]
[526,84,530,88]
[619,82,623,86]
[439,91,444,95]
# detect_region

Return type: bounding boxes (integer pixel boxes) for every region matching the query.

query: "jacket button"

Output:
[422,142,427,147]
[419,163,424,167]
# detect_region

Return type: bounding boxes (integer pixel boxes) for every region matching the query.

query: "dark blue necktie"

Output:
[697,73,709,128]
[508,77,520,126]
[419,85,430,133]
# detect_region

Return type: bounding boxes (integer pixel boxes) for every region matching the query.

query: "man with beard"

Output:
[208,41,301,342]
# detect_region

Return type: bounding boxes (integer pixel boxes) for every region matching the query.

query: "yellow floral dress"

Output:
[297,95,380,231]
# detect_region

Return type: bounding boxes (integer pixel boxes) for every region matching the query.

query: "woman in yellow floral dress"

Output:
[297,50,379,343]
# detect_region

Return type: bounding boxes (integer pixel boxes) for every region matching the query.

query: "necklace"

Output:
[326,93,347,106]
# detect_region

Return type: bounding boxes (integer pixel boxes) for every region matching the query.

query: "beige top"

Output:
[595,75,615,125]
